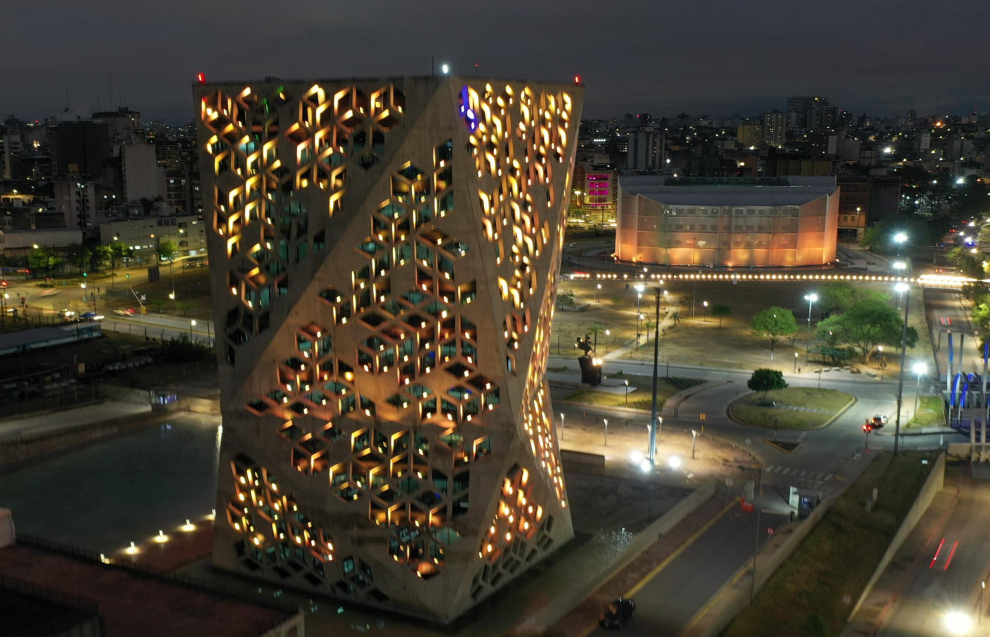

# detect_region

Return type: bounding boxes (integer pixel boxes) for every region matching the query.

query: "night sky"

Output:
[5,0,988,123]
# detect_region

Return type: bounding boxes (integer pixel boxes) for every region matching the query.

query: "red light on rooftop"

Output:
[574,75,581,85]
[197,72,206,84]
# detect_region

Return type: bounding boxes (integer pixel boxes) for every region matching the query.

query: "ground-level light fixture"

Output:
[668,456,682,470]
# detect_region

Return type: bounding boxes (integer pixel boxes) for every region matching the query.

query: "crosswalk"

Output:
[764,464,833,484]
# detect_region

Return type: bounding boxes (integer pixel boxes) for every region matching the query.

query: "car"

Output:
[600,597,636,629]
[113,308,136,316]
[870,414,887,429]
[80,312,104,321]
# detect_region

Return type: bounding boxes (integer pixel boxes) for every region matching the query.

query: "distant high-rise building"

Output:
[762,110,786,147]
[626,128,665,171]
[786,96,834,130]
[736,123,763,148]
[193,76,582,623]
[52,121,111,178]
[122,142,164,201]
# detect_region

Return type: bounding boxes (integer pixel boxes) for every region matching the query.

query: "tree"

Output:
[751,307,798,358]
[748,369,788,405]
[811,344,856,365]
[946,246,986,280]
[89,245,111,272]
[611,296,623,307]
[157,240,178,263]
[709,303,731,328]
[28,247,62,278]
[65,244,91,274]
[817,281,855,317]
[816,296,911,362]
[108,241,130,270]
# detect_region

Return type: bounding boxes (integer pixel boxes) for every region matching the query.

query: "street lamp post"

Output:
[804,293,817,365]
[893,282,910,455]
[596,283,601,304]
[624,379,629,405]
[878,345,884,382]
[605,329,610,354]
[635,284,644,345]
[691,429,697,459]
[893,232,907,257]
[648,285,663,463]
[189,319,196,341]
[559,413,565,440]
[981,580,986,625]
[603,418,608,446]
[702,300,708,323]
[793,351,798,373]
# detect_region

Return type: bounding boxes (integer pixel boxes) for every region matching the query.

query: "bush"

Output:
[158,334,211,363]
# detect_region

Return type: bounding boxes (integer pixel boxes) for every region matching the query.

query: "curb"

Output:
[664,380,730,418]
[724,391,857,431]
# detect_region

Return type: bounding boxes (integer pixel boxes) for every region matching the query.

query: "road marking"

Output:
[574,497,742,637]
[766,465,778,473]
[823,474,833,483]
[799,470,809,477]
[943,540,959,571]
[781,467,793,475]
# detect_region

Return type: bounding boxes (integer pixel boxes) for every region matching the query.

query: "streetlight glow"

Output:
[441,63,450,74]
[668,456,682,470]
[895,282,909,293]
[912,362,927,375]
[893,232,908,243]
[944,611,972,635]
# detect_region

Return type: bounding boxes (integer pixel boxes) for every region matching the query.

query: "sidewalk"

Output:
[0,401,150,440]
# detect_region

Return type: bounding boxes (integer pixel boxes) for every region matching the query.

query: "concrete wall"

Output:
[0,412,164,468]
[684,497,832,637]
[847,451,946,620]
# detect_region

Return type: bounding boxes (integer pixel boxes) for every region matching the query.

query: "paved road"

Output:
[101,315,215,346]
[927,289,985,384]
[549,354,960,500]
[586,501,787,637]
[871,467,990,637]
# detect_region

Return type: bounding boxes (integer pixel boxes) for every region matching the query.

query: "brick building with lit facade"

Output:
[615,176,839,267]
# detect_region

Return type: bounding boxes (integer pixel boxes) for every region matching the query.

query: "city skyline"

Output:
[3,0,987,123]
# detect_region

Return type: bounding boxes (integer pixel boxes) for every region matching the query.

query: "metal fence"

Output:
[0,385,105,420]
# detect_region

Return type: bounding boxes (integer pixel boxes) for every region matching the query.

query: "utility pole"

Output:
[894,283,910,455]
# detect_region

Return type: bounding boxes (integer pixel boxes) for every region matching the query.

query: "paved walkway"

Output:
[0,401,150,440]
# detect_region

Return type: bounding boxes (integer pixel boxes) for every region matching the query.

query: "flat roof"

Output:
[620,175,838,206]
[0,543,293,637]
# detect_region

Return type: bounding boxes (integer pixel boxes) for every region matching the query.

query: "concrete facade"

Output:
[194,76,582,622]
[615,176,839,267]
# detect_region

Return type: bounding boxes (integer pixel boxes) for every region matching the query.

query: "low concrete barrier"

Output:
[847,451,945,620]
[515,481,716,635]
[180,396,220,415]
[560,449,606,468]
[0,411,165,468]
[682,498,832,637]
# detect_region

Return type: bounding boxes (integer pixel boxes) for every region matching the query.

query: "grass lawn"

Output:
[551,280,935,378]
[729,387,854,429]
[562,375,705,411]
[906,395,946,429]
[723,451,936,637]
